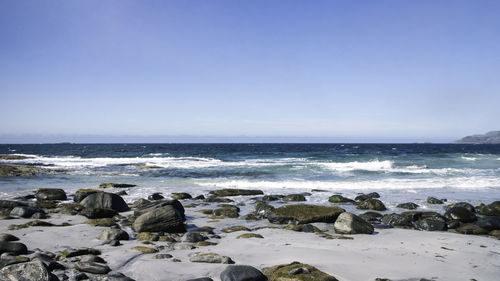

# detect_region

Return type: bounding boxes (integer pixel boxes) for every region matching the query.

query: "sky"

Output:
[1,0,499,143]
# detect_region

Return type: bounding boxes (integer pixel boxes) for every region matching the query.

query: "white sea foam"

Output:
[461,156,477,161]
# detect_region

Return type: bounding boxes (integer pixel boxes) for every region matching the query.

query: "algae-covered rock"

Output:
[283,194,306,202]
[135,232,159,241]
[209,189,264,197]
[396,202,419,210]
[130,246,158,253]
[190,253,235,264]
[477,201,500,217]
[356,199,386,211]
[355,192,380,201]
[0,260,51,281]
[222,226,251,233]
[236,233,263,239]
[132,203,186,233]
[328,195,354,204]
[171,192,193,200]
[213,205,240,218]
[263,261,339,281]
[84,218,117,227]
[0,164,41,177]
[268,204,345,225]
[427,197,444,204]
[99,183,136,189]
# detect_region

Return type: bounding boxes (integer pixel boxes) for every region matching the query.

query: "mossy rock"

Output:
[55,203,84,215]
[135,232,159,241]
[263,261,339,281]
[84,218,117,227]
[158,235,176,242]
[209,189,264,197]
[32,200,58,209]
[427,197,445,204]
[268,204,345,224]
[130,246,158,254]
[283,194,306,202]
[198,209,214,215]
[194,241,218,247]
[328,195,354,204]
[171,193,192,200]
[0,164,41,177]
[356,199,386,211]
[236,233,264,239]
[284,224,321,233]
[213,205,240,218]
[8,220,57,230]
[222,226,251,233]
[189,253,234,264]
[477,201,500,217]
[99,183,136,189]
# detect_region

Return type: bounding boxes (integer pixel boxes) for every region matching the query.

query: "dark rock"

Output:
[0,234,19,242]
[0,200,27,209]
[181,232,207,243]
[9,206,45,218]
[204,196,234,203]
[334,212,374,234]
[33,200,58,209]
[0,154,32,160]
[171,193,192,200]
[132,204,186,233]
[456,224,489,235]
[62,248,101,258]
[427,197,444,204]
[446,220,460,229]
[148,193,164,200]
[444,207,476,223]
[80,192,129,212]
[381,214,412,228]
[134,199,185,220]
[401,211,443,222]
[13,194,36,201]
[477,201,500,217]
[132,198,151,208]
[0,241,28,255]
[97,228,129,241]
[209,189,264,197]
[79,254,107,264]
[194,195,205,200]
[99,183,136,189]
[413,217,446,231]
[445,202,475,213]
[356,199,386,211]
[75,261,111,274]
[262,195,284,201]
[80,207,118,219]
[213,204,240,218]
[0,164,41,177]
[359,211,383,222]
[73,189,102,203]
[283,194,306,202]
[396,202,419,210]
[355,192,380,201]
[262,262,338,281]
[93,271,135,281]
[186,278,214,281]
[220,265,268,281]
[254,201,275,219]
[35,188,67,201]
[268,204,345,224]
[475,217,500,231]
[328,195,354,204]
[0,260,51,281]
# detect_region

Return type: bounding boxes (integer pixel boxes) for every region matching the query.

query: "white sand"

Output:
[1,211,499,281]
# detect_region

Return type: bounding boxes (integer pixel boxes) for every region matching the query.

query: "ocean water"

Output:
[1,143,500,212]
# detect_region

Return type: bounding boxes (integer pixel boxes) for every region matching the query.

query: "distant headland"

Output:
[454,130,500,144]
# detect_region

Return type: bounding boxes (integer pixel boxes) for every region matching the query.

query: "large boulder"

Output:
[213,205,240,218]
[413,217,446,231]
[132,204,186,233]
[220,265,268,281]
[283,194,306,202]
[74,189,102,203]
[477,201,500,217]
[268,205,344,224]
[9,206,45,218]
[381,214,412,228]
[356,199,386,211]
[445,202,475,213]
[80,207,118,219]
[80,192,129,212]
[209,189,264,197]
[263,261,339,281]
[0,241,28,255]
[328,195,354,204]
[444,207,476,223]
[134,199,185,220]
[0,260,51,281]
[35,188,67,201]
[475,217,500,231]
[334,212,374,234]
[355,192,380,201]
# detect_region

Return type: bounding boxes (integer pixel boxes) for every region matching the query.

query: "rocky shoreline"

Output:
[0,184,499,280]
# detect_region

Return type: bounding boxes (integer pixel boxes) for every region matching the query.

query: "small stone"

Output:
[130,246,158,253]
[190,253,235,264]
[355,192,380,201]
[181,232,207,243]
[427,197,444,204]
[328,195,354,204]
[397,202,419,210]
[222,226,251,233]
[236,233,264,239]
[171,193,192,200]
[75,261,111,274]
[148,193,164,200]
[154,254,173,259]
[356,199,386,211]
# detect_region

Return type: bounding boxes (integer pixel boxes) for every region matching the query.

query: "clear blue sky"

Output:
[1,0,499,143]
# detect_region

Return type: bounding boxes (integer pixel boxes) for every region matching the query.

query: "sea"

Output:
[1,143,500,213]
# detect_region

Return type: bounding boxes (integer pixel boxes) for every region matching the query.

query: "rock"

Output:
[334,212,374,234]
[9,206,45,218]
[236,233,264,239]
[283,194,306,202]
[0,234,19,242]
[74,189,102,203]
[356,199,386,211]
[401,211,443,222]
[446,219,460,229]
[8,220,59,230]
[0,254,30,267]
[171,193,192,200]
[0,164,41,177]
[427,197,444,204]
[80,207,118,219]
[181,232,207,243]
[132,198,151,208]
[268,205,345,224]
[254,201,275,219]
[476,217,500,231]
[148,193,164,200]
[186,278,214,281]
[380,214,412,228]
[135,232,159,241]
[80,254,107,263]
[456,224,489,235]
[0,242,28,255]
[209,189,264,197]
[99,183,136,188]
[413,217,446,231]
[396,202,419,210]
[445,202,475,213]
[0,154,32,160]
[263,261,339,281]
[33,200,58,209]
[490,230,500,239]
[0,200,27,209]
[130,246,158,254]
[59,248,101,258]
[262,195,284,201]
[355,192,380,201]
[93,271,135,281]
[0,260,51,281]
[220,265,267,281]
[97,228,129,241]
[35,188,67,201]
[194,195,206,200]
[190,253,235,264]
[328,195,354,204]
[477,201,500,217]
[134,199,185,219]
[85,218,117,227]
[222,226,251,233]
[80,192,129,212]
[213,205,240,218]
[132,204,186,233]
[154,254,173,259]
[75,261,111,274]
[204,196,234,203]
[359,211,383,222]
[444,207,476,223]
[195,241,218,247]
